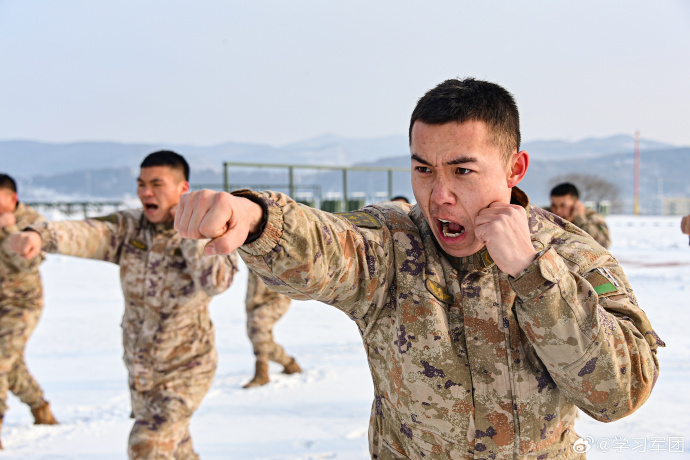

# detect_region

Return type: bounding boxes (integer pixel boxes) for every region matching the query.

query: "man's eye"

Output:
[456,168,471,175]
[415,166,431,173]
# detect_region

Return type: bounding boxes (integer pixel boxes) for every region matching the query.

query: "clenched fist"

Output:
[0,212,16,229]
[474,202,537,277]
[174,190,264,255]
[8,231,42,259]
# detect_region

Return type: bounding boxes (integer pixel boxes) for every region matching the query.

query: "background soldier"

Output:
[0,174,58,448]
[9,152,237,460]
[549,182,611,248]
[243,271,301,388]
[175,78,662,458]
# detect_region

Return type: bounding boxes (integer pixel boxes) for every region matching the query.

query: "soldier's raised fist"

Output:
[8,231,42,259]
[175,190,264,255]
[474,202,537,277]
[0,212,16,229]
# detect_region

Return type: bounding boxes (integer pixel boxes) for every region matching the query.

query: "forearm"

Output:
[236,190,391,325]
[511,248,661,421]
[29,220,121,262]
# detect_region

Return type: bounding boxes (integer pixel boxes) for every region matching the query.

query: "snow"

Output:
[2,215,689,458]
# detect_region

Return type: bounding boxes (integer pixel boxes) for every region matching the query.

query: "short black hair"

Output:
[0,174,17,193]
[409,78,521,162]
[391,195,410,203]
[550,182,579,199]
[140,151,190,181]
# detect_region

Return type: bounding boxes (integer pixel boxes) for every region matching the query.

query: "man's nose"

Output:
[431,177,455,205]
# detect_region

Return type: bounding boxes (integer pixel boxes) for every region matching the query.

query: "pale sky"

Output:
[1,0,689,147]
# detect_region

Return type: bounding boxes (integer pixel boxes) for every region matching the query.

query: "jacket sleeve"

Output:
[572,212,611,249]
[509,247,663,422]
[1,223,44,272]
[234,190,394,334]
[29,214,127,263]
[179,237,238,297]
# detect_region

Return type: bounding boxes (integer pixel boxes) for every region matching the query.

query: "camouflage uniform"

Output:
[0,203,50,418]
[571,209,610,249]
[29,209,238,460]
[245,270,293,366]
[233,188,663,459]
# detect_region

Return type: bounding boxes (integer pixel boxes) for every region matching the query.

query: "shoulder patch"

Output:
[586,267,620,296]
[336,211,382,229]
[130,239,148,251]
[425,278,453,304]
[92,214,118,224]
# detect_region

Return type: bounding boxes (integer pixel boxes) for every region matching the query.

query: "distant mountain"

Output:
[522,134,674,161]
[0,135,409,177]
[3,134,686,214]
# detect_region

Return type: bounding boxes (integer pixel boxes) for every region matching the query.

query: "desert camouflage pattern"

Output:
[0,202,49,416]
[233,188,663,459]
[128,351,216,460]
[245,270,292,365]
[571,209,610,249]
[30,209,238,459]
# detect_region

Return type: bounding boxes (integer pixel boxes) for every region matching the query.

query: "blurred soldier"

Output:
[9,152,237,460]
[390,195,410,204]
[550,182,611,248]
[242,271,301,388]
[0,174,58,448]
[175,78,662,458]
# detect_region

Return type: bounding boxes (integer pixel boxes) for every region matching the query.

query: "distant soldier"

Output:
[9,152,238,460]
[243,271,301,388]
[0,174,58,448]
[390,195,410,204]
[550,182,611,248]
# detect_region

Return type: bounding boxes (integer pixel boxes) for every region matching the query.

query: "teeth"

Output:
[442,227,464,238]
[439,219,464,238]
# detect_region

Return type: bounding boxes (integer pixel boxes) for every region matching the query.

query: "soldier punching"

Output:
[243,271,301,388]
[0,174,58,448]
[175,79,663,459]
[10,152,237,460]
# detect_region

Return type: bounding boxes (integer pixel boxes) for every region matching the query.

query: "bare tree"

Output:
[548,173,622,212]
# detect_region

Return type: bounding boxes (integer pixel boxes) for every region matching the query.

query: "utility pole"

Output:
[633,130,640,216]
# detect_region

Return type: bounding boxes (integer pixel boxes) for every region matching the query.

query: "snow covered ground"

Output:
[1,215,688,459]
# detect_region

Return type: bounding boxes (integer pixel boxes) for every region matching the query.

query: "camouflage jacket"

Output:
[235,188,662,460]
[246,270,290,312]
[0,203,45,308]
[571,210,610,249]
[30,209,238,391]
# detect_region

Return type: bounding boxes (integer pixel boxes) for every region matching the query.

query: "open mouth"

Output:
[144,204,159,212]
[438,218,465,238]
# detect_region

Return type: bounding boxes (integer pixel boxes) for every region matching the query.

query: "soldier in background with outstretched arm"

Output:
[0,174,58,449]
[174,79,662,458]
[9,152,237,460]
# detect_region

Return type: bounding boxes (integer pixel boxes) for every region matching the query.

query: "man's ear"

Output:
[181,181,190,194]
[506,150,529,188]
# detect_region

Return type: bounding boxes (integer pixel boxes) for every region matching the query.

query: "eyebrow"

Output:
[137,177,165,183]
[411,154,478,166]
